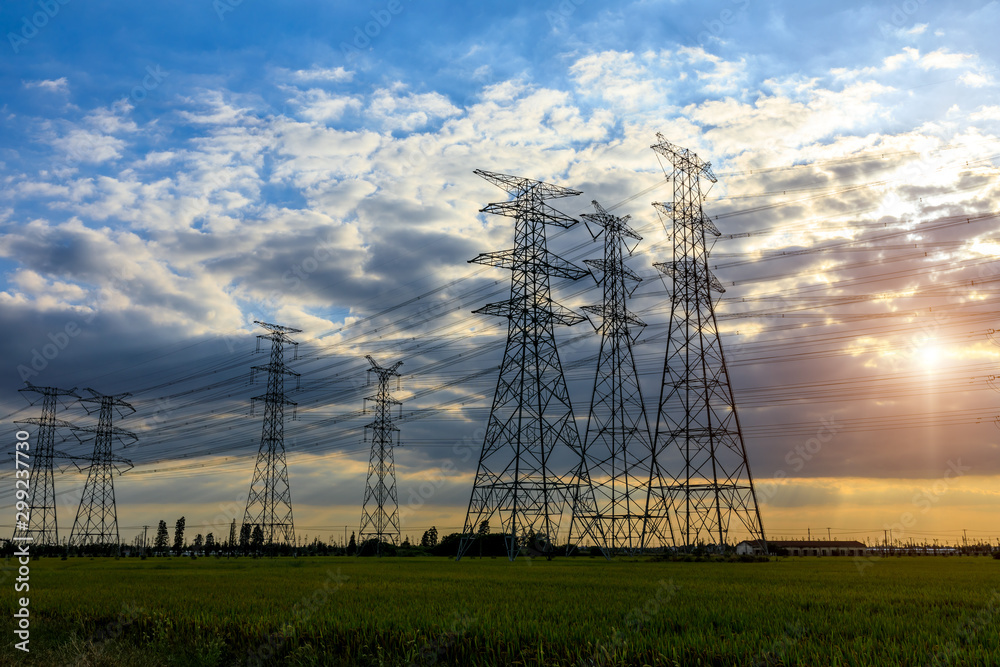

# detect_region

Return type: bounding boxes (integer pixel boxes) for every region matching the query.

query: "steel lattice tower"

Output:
[568,201,674,554]
[69,390,136,547]
[13,384,78,546]
[457,169,603,561]
[243,320,300,548]
[650,134,766,552]
[358,355,403,556]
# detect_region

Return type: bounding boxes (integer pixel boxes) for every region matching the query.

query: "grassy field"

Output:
[1,555,998,666]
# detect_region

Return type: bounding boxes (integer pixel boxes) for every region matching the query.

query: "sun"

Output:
[917,344,943,369]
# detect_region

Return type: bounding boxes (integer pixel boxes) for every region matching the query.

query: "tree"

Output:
[401,535,411,548]
[478,520,490,558]
[154,520,169,555]
[250,525,264,553]
[205,533,216,555]
[347,531,357,556]
[421,526,438,548]
[239,523,251,555]
[173,516,186,556]
[193,534,204,553]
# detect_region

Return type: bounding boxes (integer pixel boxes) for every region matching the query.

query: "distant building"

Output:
[735,539,868,557]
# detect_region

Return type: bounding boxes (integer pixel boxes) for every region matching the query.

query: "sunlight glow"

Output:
[917,343,943,369]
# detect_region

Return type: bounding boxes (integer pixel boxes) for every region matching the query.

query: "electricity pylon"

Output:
[13,384,78,546]
[69,390,136,547]
[650,134,767,552]
[358,355,403,556]
[457,169,604,561]
[568,201,674,554]
[243,320,300,549]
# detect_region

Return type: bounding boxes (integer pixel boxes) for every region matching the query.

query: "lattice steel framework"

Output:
[69,390,136,547]
[358,355,403,556]
[568,201,674,554]
[457,169,603,561]
[13,384,78,546]
[243,320,300,547]
[650,134,767,551]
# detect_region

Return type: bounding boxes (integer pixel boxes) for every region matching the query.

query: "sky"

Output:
[1,0,999,549]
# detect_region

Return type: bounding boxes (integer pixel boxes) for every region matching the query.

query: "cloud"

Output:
[51,129,127,164]
[3,25,1000,542]
[288,66,354,83]
[23,77,69,93]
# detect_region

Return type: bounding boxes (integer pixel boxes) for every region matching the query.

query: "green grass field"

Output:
[1,555,997,666]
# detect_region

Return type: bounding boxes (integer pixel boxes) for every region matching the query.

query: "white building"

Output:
[735,539,869,557]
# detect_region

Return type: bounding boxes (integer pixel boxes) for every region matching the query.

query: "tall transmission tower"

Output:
[358,355,403,556]
[650,134,767,552]
[243,320,300,549]
[13,384,78,546]
[69,390,136,547]
[457,169,603,561]
[568,201,673,553]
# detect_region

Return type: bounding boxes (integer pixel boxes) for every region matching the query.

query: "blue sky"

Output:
[1,0,999,546]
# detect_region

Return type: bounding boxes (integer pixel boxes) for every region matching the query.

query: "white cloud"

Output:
[52,129,127,164]
[23,77,69,93]
[959,72,992,88]
[288,66,353,83]
[919,48,975,71]
[368,88,460,131]
[970,106,1000,121]
[293,88,363,123]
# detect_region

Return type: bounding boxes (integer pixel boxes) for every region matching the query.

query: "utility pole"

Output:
[142,525,149,550]
[568,200,672,554]
[827,527,831,541]
[456,170,604,561]
[243,321,300,551]
[650,134,766,553]
[12,384,78,546]
[69,390,136,548]
[358,355,403,556]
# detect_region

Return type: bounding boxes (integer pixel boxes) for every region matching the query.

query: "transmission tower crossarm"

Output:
[480,200,581,228]
[469,248,590,280]
[651,133,718,183]
[473,169,583,199]
[583,259,644,283]
[472,299,587,326]
[253,320,303,334]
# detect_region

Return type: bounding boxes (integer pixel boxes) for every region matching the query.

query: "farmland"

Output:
[1,555,998,666]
